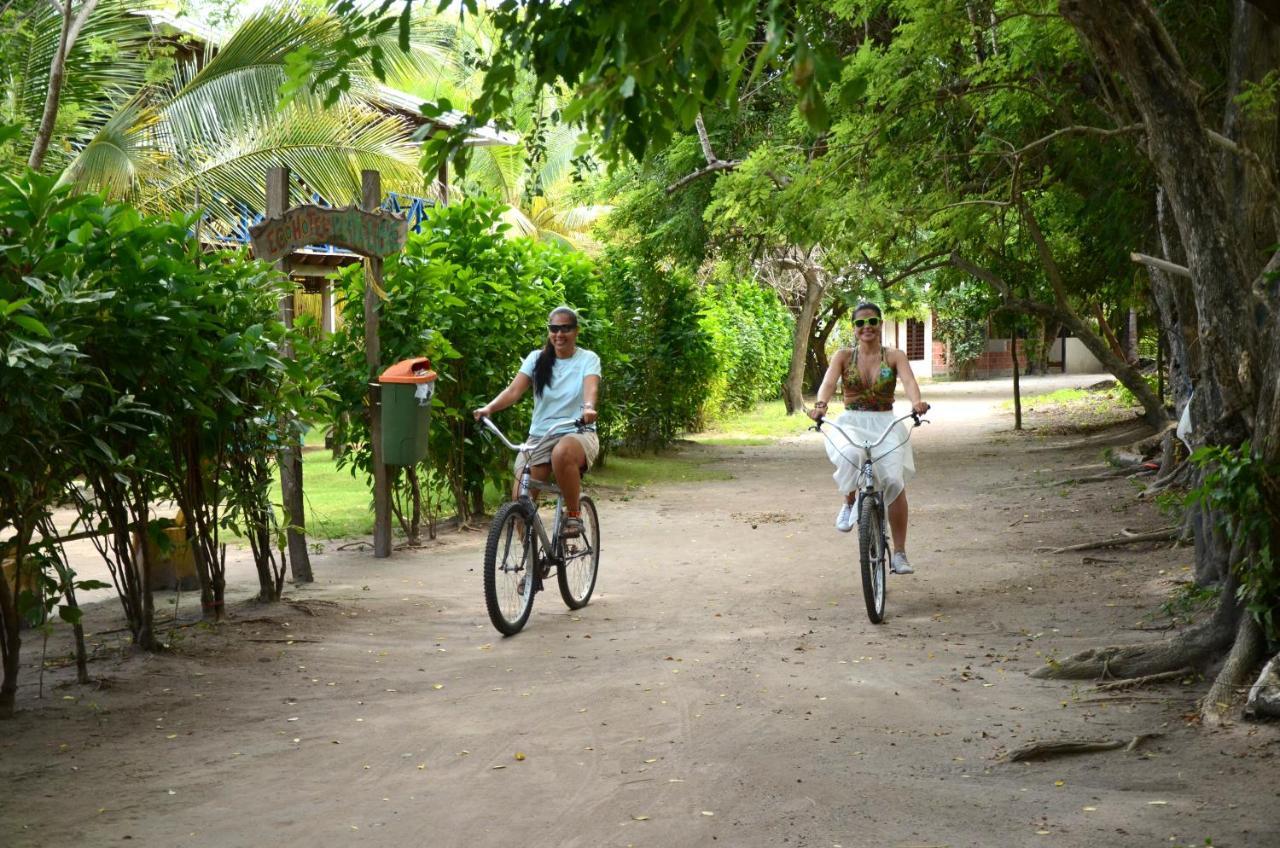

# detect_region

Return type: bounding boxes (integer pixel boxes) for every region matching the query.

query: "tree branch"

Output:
[694,113,717,164]
[665,159,742,195]
[1130,251,1192,279]
[1015,123,1144,157]
[862,249,951,289]
[948,253,1060,319]
[665,112,743,194]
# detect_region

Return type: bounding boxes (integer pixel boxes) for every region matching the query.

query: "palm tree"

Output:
[60,5,438,238]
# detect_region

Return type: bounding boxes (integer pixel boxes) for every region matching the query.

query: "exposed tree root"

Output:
[1125,732,1163,751]
[1006,738,1126,761]
[1092,668,1193,691]
[1053,467,1138,485]
[1201,614,1265,726]
[1026,423,1152,453]
[1036,527,1180,554]
[1031,591,1239,680]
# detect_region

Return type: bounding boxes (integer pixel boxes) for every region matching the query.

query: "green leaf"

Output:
[10,315,52,338]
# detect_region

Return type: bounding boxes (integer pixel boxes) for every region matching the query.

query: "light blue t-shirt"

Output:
[519,347,601,436]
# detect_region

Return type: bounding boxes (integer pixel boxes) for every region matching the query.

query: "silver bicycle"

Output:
[477,416,601,636]
[809,408,927,623]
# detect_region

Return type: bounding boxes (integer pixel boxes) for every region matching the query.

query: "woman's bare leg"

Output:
[550,439,586,513]
[888,490,908,551]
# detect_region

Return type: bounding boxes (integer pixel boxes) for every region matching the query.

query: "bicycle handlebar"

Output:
[807,408,928,454]
[479,415,593,454]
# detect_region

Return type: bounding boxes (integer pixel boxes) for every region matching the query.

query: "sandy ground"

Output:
[2,374,1278,848]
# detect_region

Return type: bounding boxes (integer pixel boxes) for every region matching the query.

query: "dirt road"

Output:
[3,376,1277,847]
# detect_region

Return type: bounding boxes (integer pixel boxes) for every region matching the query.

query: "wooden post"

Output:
[321,280,334,336]
[267,167,314,582]
[437,160,449,206]
[362,170,392,558]
[1011,328,1022,431]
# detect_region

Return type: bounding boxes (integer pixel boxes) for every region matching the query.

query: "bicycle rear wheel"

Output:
[484,501,538,636]
[858,495,887,624]
[557,496,599,609]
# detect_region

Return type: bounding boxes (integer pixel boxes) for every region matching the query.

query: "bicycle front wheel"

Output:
[858,495,887,624]
[557,496,600,609]
[484,501,538,636]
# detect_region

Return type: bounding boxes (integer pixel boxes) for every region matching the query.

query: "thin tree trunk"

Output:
[783,264,824,414]
[1011,330,1022,430]
[27,0,99,171]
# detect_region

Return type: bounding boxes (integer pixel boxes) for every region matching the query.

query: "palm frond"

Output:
[61,93,165,198]
[137,103,421,236]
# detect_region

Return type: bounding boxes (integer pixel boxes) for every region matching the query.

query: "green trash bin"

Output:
[379,357,437,466]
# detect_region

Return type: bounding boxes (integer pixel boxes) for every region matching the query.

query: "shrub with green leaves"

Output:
[1,170,304,713]
[600,246,717,449]
[1188,443,1279,638]
[324,198,612,525]
[701,272,792,418]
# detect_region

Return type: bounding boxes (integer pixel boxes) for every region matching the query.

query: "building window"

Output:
[905,318,925,360]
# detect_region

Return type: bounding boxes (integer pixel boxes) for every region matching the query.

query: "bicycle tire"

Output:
[858,495,887,624]
[484,501,538,636]
[557,496,600,609]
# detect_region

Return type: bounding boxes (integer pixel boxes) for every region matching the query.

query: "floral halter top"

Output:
[841,347,897,412]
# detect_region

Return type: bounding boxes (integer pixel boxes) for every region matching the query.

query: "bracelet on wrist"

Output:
[583,403,595,409]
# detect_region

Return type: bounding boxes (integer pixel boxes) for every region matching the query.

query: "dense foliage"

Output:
[322,200,791,527]
[0,170,307,713]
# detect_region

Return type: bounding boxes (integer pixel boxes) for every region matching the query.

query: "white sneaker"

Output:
[891,551,914,574]
[835,502,856,533]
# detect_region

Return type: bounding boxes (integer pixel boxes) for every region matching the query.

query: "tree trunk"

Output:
[1060,0,1280,719]
[28,1,100,171]
[783,265,824,414]
[1061,0,1258,440]
[1018,202,1169,428]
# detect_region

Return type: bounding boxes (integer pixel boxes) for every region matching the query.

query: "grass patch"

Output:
[286,448,376,539]
[276,439,728,539]
[689,399,808,444]
[592,450,732,491]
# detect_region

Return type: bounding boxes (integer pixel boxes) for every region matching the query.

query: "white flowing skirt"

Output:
[822,409,915,504]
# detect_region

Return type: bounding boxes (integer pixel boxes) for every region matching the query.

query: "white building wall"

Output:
[881,315,933,379]
[1062,337,1105,374]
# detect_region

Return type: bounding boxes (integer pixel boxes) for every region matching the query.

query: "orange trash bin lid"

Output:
[379,357,438,384]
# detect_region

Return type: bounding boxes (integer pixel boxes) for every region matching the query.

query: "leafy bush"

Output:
[1188,443,1279,638]
[323,198,612,525]
[700,273,792,418]
[1,171,302,697]
[599,247,717,450]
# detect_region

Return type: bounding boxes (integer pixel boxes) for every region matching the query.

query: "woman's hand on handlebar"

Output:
[581,406,598,425]
[911,401,930,416]
[472,404,493,421]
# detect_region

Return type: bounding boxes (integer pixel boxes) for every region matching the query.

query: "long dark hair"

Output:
[533,306,578,397]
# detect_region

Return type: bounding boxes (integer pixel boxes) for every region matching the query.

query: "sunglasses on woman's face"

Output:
[548,323,577,334]
[853,316,882,328]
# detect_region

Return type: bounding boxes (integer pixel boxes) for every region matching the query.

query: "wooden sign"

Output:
[249,204,408,262]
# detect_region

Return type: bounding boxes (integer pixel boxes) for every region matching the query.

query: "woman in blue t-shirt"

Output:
[472,306,601,537]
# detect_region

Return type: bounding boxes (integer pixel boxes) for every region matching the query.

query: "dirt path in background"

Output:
[2,375,1277,848]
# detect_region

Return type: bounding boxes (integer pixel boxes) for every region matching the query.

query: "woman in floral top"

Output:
[808,303,930,574]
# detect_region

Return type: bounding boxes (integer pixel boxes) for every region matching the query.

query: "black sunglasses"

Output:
[853,316,882,328]
[547,323,578,334]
